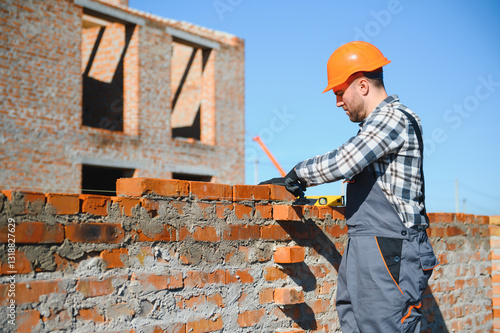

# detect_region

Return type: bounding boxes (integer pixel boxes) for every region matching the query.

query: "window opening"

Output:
[172,172,212,182]
[81,14,134,131]
[82,165,134,196]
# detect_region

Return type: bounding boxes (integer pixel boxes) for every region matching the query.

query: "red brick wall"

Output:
[0,0,82,193]
[0,0,245,194]
[0,182,495,332]
[490,216,500,332]
[425,213,492,332]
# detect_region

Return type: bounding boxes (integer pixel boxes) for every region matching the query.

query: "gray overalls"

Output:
[336,112,439,333]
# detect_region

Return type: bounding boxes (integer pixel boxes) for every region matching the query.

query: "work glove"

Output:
[259,168,306,198]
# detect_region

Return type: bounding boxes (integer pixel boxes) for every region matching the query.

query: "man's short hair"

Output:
[362,68,385,89]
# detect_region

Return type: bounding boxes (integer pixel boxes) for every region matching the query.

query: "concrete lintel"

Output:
[74,0,146,26]
[78,156,145,170]
[166,27,220,50]
[166,164,216,177]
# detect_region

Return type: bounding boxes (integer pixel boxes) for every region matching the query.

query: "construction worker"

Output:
[261,41,439,332]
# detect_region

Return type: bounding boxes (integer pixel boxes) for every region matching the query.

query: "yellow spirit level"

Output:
[303,195,344,207]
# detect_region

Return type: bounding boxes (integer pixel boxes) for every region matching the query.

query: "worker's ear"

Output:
[357,77,369,96]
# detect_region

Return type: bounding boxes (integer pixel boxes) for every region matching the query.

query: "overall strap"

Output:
[399,110,429,225]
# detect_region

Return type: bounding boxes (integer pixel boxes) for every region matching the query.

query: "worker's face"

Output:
[333,76,366,123]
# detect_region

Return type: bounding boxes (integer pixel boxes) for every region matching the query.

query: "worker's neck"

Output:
[365,89,388,118]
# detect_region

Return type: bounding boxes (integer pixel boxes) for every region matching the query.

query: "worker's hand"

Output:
[259,177,286,187]
[259,169,306,197]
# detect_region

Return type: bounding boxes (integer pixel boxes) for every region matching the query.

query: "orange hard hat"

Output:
[322,41,391,93]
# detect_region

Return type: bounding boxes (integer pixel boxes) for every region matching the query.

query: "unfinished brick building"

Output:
[0,0,245,195]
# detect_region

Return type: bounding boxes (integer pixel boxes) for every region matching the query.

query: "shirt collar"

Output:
[359,94,399,127]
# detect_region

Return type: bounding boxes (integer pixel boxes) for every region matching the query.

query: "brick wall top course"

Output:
[0,178,347,222]
[2,179,494,224]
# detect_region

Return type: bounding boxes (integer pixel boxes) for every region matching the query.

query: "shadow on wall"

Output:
[276,218,449,332]
[421,288,449,332]
[276,218,342,330]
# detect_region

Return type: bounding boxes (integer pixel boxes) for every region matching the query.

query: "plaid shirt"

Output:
[295,95,426,228]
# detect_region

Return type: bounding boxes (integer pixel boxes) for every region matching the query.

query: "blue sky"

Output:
[130,0,500,216]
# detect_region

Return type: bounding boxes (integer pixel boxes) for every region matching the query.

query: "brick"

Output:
[194,226,219,242]
[476,215,489,225]
[317,206,345,220]
[171,201,187,215]
[152,323,186,333]
[180,226,219,242]
[260,225,292,241]
[183,294,206,309]
[46,193,80,214]
[76,276,118,297]
[77,307,105,322]
[331,206,346,220]
[189,181,232,200]
[107,302,135,320]
[116,178,189,197]
[215,203,232,219]
[226,269,254,284]
[179,293,223,309]
[316,206,334,220]
[17,309,42,333]
[209,293,225,308]
[273,205,302,221]
[233,203,252,219]
[255,204,272,219]
[1,249,32,274]
[310,264,332,278]
[100,248,128,269]
[237,308,265,327]
[237,292,248,305]
[274,246,306,264]
[309,299,330,314]
[186,316,223,333]
[325,224,347,238]
[302,205,319,219]
[446,226,464,237]
[184,270,226,288]
[111,196,141,216]
[456,213,474,223]
[52,253,77,272]
[80,194,111,215]
[137,224,177,242]
[1,190,45,214]
[65,223,125,243]
[223,225,260,240]
[0,222,64,244]
[131,272,183,291]
[274,287,305,305]
[491,216,500,226]
[264,266,288,281]
[140,198,161,217]
[195,202,213,218]
[233,185,269,201]
[133,247,155,266]
[428,213,454,224]
[316,282,334,296]
[259,287,274,304]
[428,226,446,238]
[0,279,65,305]
[268,184,296,201]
